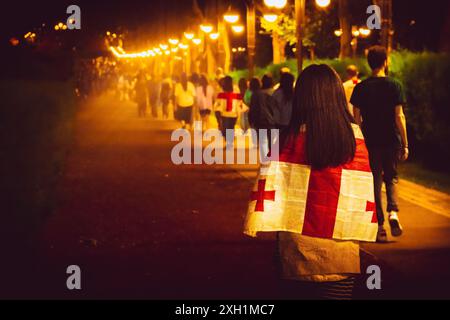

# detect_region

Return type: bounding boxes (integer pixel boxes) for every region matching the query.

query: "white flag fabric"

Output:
[244,124,378,242]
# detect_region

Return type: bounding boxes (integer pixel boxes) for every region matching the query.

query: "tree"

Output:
[338,0,352,59]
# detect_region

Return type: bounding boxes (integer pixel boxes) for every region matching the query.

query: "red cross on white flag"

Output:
[244,124,378,242]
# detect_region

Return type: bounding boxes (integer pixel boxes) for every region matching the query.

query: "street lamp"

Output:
[223,8,240,24]
[264,0,287,9]
[209,32,220,40]
[192,38,202,45]
[315,0,331,8]
[168,38,179,45]
[184,32,195,40]
[231,25,245,34]
[200,24,213,34]
[263,14,279,23]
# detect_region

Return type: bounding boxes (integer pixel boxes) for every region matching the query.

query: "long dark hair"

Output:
[180,72,188,91]
[199,74,208,96]
[279,72,295,101]
[261,74,273,90]
[222,76,233,93]
[238,78,248,95]
[288,64,355,169]
[249,77,261,92]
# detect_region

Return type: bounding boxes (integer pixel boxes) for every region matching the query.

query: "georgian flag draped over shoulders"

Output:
[244,124,378,242]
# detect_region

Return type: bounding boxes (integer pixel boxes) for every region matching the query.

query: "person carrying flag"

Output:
[244,64,377,299]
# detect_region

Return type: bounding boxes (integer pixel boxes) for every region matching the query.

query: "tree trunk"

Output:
[272,31,281,64]
[338,0,352,59]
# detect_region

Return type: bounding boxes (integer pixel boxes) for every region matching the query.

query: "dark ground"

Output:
[2,94,449,300]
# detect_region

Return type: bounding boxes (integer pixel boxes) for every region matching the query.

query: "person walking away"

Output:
[350,46,409,243]
[148,75,160,118]
[343,65,361,116]
[273,72,295,131]
[245,78,261,149]
[215,76,242,147]
[174,73,196,129]
[249,74,278,159]
[196,74,214,131]
[244,64,377,300]
[160,74,172,120]
[213,68,225,132]
[135,71,148,117]
[238,78,250,133]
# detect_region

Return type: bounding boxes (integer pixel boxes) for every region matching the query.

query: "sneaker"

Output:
[376,225,388,243]
[389,211,403,237]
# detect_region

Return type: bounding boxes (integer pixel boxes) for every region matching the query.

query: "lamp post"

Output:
[246,0,256,78]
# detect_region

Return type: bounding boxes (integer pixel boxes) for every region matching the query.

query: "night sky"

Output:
[1,0,449,51]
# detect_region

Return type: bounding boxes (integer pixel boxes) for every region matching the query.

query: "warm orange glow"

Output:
[184,32,195,40]
[192,38,202,45]
[200,24,213,34]
[160,44,168,50]
[224,14,239,24]
[168,38,179,45]
[264,0,287,9]
[178,43,189,50]
[209,32,220,40]
[359,28,371,37]
[263,14,278,23]
[315,0,331,8]
[334,29,343,37]
[231,25,244,34]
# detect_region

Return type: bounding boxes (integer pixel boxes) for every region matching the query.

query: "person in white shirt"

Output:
[215,76,242,147]
[196,74,214,131]
[174,73,196,129]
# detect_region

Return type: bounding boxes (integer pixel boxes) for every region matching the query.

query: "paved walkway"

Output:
[23,94,450,299]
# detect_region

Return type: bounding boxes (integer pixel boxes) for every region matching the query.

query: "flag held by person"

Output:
[244,124,378,242]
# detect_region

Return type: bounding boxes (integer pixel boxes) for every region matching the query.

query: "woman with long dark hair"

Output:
[283,64,359,298]
[245,64,376,300]
[273,72,295,130]
[174,72,196,129]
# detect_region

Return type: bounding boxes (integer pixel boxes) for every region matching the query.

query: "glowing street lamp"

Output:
[178,43,189,50]
[264,0,287,9]
[315,0,331,8]
[224,12,240,24]
[184,32,195,40]
[263,14,278,23]
[352,29,360,37]
[168,38,179,45]
[231,25,245,34]
[200,24,213,34]
[209,32,220,40]
[192,38,202,45]
[359,27,371,37]
[160,43,168,50]
[334,29,343,37]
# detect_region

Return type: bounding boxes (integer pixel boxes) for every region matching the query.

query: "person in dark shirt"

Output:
[351,46,409,243]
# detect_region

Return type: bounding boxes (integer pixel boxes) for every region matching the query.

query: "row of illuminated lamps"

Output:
[108,0,332,60]
[54,20,75,31]
[334,27,372,38]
